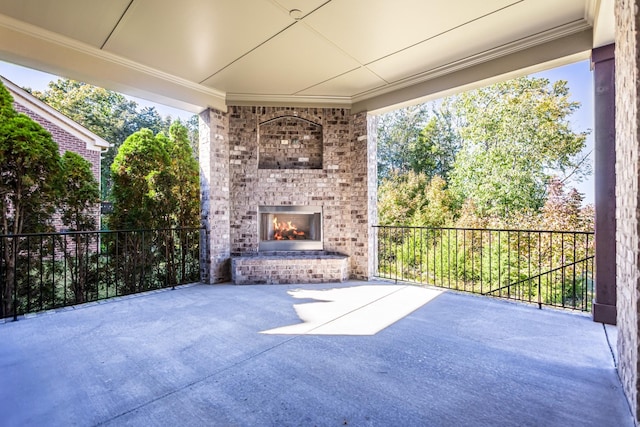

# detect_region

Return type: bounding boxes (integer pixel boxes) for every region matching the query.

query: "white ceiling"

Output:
[0,0,614,113]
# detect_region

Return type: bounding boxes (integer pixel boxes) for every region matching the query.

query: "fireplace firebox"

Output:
[258,206,323,251]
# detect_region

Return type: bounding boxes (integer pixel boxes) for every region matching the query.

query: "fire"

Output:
[272,216,306,240]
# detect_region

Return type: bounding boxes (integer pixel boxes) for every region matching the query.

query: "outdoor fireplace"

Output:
[258,206,323,251]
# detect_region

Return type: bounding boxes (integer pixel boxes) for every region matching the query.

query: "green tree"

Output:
[33,80,140,199]
[377,104,431,182]
[0,83,61,235]
[378,172,454,227]
[109,123,200,229]
[108,128,171,293]
[59,152,100,231]
[448,77,589,218]
[58,152,100,303]
[168,122,200,228]
[32,79,197,200]
[0,81,61,316]
[109,128,172,230]
[108,125,200,290]
[377,101,460,183]
[409,102,460,180]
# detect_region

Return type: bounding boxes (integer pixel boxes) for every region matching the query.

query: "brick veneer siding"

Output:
[350,112,378,278]
[199,108,231,283]
[615,0,640,421]
[13,102,101,229]
[206,106,377,282]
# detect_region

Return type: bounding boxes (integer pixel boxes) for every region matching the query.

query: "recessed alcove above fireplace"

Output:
[258,115,323,169]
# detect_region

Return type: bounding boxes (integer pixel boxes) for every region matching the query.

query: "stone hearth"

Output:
[231,252,349,285]
[199,106,377,284]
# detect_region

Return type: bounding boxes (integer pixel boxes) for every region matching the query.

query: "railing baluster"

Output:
[12,236,18,321]
[527,231,531,305]
[498,230,502,297]
[371,225,595,313]
[507,231,511,300]
[27,236,31,314]
[447,228,451,289]
[463,229,467,292]
[51,235,56,309]
[39,235,44,311]
[480,230,483,295]
[63,235,68,306]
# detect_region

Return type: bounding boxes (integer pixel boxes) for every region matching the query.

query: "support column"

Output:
[592,44,617,325]
[199,108,231,283]
[350,112,378,279]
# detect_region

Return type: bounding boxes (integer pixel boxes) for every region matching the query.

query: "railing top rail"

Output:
[0,226,205,239]
[372,224,594,235]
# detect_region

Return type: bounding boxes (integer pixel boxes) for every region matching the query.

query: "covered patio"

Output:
[5,0,640,425]
[0,281,632,426]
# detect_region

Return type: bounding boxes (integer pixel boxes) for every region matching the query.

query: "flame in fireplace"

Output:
[272,216,306,240]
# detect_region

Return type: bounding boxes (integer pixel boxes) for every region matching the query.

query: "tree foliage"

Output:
[109,123,200,230]
[0,84,98,317]
[32,79,198,199]
[377,76,592,226]
[0,83,61,235]
[59,152,100,231]
[167,122,200,228]
[409,102,460,181]
[378,172,455,227]
[448,77,589,217]
[377,104,430,182]
[109,128,171,230]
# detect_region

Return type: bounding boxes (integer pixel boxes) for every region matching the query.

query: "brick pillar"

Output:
[199,108,231,283]
[614,0,640,421]
[350,112,378,279]
[592,44,617,325]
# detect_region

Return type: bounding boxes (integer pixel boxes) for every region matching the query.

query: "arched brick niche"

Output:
[258,115,323,169]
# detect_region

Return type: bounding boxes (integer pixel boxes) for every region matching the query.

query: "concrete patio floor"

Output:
[0,280,633,427]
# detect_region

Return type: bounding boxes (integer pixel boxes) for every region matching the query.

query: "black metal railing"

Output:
[0,227,205,320]
[374,226,595,311]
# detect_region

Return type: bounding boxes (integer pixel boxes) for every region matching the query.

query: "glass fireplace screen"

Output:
[258,206,322,251]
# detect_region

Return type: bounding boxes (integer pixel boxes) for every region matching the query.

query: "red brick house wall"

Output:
[13,103,102,185]
[2,76,110,232]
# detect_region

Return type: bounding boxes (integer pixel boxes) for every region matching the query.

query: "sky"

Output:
[532,60,594,204]
[0,58,595,204]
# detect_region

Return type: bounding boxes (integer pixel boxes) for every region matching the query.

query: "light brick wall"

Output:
[224,106,376,280]
[199,108,231,283]
[349,112,378,279]
[615,0,640,421]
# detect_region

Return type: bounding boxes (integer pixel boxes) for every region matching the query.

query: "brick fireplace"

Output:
[199,106,377,284]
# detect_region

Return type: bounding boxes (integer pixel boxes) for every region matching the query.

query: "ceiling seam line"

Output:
[291,66,388,96]
[198,21,299,84]
[198,0,334,84]
[363,0,525,67]
[100,0,135,50]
